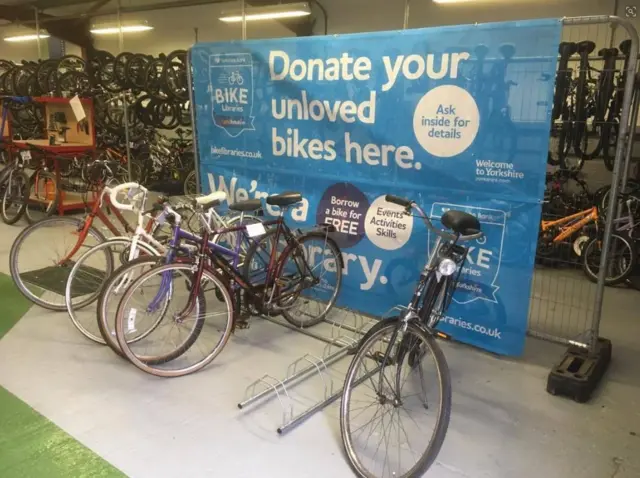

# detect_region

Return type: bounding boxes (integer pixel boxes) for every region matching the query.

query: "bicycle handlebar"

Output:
[194,190,227,206]
[109,182,149,212]
[384,195,483,242]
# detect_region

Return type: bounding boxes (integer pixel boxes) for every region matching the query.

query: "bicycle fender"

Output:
[354,316,401,351]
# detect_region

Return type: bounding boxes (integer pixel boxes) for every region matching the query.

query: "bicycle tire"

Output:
[114,263,234,377]
[97,255,165,355]
[183,170,197,196]
[66,239,159,344]
[1,169,28,225]
[582,232,636,285]
[340,318,451,478]
[9,216,108,310]
[549,112,572,167]
[278,231,343,328]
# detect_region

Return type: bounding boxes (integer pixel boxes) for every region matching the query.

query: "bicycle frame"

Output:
[541,206,598,243]
[147,212,318,319]
[58,188,155,264]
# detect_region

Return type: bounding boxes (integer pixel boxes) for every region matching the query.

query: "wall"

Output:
[0,28,47,62]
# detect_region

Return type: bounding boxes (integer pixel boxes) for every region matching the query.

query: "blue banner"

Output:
[190,19,562,356]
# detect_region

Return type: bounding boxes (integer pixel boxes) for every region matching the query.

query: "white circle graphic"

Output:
[365,196,414,251]
[413,85,480,158]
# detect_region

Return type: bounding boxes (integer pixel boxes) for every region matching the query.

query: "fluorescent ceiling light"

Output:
[90,24,154,35]
[433,0,477,3]
[4,33,50,42]
[219,2,311,22]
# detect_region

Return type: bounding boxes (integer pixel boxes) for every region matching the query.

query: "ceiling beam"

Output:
[0,4,93,47]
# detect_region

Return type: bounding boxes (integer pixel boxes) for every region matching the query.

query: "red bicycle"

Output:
[9,174,162,311]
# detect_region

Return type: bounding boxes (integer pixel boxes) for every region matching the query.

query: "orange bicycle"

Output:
[538,201,636,285]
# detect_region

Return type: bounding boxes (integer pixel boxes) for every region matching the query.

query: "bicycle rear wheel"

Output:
[114,263,234,377]
[1,170,28,225]
[278,231,342,328]
[340,319,451,478]
[10,216,107,310]
[582,232,636,285]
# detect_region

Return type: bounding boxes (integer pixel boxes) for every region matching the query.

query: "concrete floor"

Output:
[0,219,638,478]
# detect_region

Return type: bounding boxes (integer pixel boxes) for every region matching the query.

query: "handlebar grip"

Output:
[109,182,147,212]
[385,194,413,208]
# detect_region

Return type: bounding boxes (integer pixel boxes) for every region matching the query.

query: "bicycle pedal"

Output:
[235,320,250,330]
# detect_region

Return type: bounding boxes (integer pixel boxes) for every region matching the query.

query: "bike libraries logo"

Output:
[625,5,637,18]
[208,53,255,137]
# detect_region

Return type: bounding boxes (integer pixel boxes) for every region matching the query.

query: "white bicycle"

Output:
[64,183,262,344]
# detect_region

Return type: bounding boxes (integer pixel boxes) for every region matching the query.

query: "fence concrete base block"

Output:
[546,337,612,403]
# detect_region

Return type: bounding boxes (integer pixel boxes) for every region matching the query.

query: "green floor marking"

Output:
[0,273,125,478]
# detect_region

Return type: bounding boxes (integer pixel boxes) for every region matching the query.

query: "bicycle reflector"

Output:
[438,258,457,276]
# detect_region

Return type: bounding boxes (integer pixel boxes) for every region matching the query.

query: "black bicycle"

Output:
[339,194,483,478]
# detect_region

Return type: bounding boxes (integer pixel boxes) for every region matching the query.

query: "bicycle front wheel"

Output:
[340,319,451,478]
[10,216,107,310]
[97,255,166,356]
[66,239,159,344]
[114,263,234,377]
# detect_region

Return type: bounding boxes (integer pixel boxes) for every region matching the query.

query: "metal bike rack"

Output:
[237,307,378,435]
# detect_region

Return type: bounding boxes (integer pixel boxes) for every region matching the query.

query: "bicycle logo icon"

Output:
[229,71,244,85]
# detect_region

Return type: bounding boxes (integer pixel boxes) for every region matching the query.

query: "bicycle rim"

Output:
[66,238,156,344]
[279,232,343,328]
[1,170,28,225]
[340,320,451,478]
[97,255,166,355]
[583,233,635,285]
[10,217,106,310]
[114,263,234,377]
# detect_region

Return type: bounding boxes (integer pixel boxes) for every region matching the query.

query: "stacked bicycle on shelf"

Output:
[548,38,637,172]
[0,48,197,196]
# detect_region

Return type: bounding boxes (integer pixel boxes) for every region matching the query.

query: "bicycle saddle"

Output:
[266,191,302,207]
[229,198,262,212]
[619,39,632,56]
[558,42,578,56]
[499,43,516,60]
[577,40,596,54]
[441,210,481,236]
[193,190,226,208]
[474,44,489,60]
[598,47,618,58]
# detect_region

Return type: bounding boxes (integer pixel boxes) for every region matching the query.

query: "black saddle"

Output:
[577,40,596,55]
[441,210,481,236]
[620,39,632,56]
[266,191,302,207]
[229,199,262,212]
[558,42,578,56]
